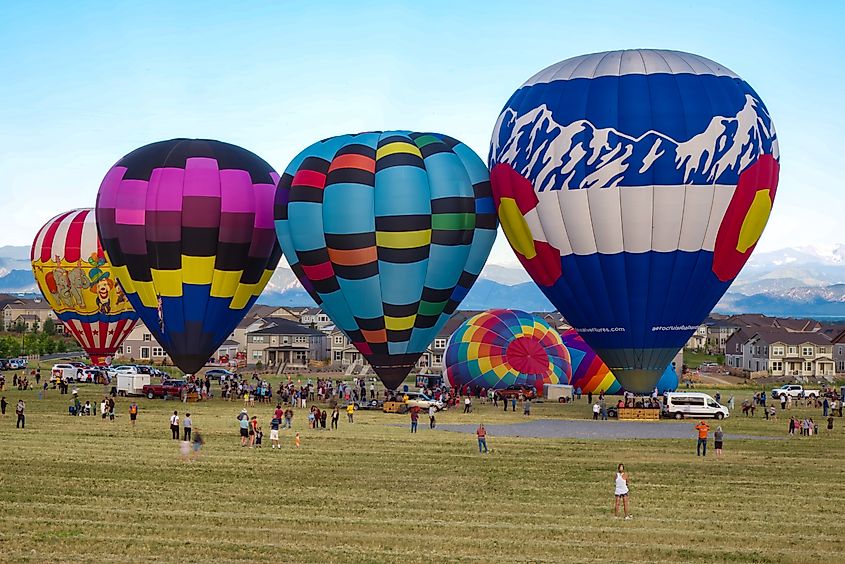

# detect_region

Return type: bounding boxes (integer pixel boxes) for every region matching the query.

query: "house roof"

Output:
[219,339,240,347]
[248,317,325,336]
[4,298,51,310]
[15,314,39,321]
[301,307,322,316]
[774,317,822,332]
[750,330,831,347]
[724,327,751,348]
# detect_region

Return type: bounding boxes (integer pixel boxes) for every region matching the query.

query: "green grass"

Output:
[0,382,842,563]
[684,350,725,368]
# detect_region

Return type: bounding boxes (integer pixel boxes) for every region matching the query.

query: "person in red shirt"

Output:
[410,406,419,433]
[694,421,710,456]
[476,423,488,453]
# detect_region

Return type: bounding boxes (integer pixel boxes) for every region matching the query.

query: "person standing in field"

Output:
[270,415,280,448]
[523,397,531,416]
[129,402,138,426]
[183,412,192,441]
[169,411,179,439]
[510,396,517,412]
[429,404,436,429]
[714,426,724,457]
[239,411,249,447]
[410,407,419,433]
[1,396,6,416]
[593,402,600,420]
[331,406,339,430]
[613,463,631,520]
[346,402,354,423]
[464,396,472,413]
[15,399,25,428]
[191,430,204,461]
[476,423,488,453]
[827,415,834,433]
[694,420,709,456]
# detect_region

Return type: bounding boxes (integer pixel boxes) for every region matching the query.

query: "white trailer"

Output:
[117,373,150,396]
[544,384,574,403]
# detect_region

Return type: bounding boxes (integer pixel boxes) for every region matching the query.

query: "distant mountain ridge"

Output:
[2,244,845,318]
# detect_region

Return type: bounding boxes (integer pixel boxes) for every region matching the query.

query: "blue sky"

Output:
[1,0,842,265]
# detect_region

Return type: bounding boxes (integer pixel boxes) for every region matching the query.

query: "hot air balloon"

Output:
[489,49,779,393]
[95,139,282,374]
[445,309,571,394]
[562,329,677,395]
[274,132,497,389]
[31,209,139,365]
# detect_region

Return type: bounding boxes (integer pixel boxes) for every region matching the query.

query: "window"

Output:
[334,351,342,361]
[838,346,844,356]
[772,346,784,356]
[804,362,812,372]
[115,347,124,355]
[152,347,164,357]
[802,346,813,357]
[433,354,442,364]
[838,361,845,371]
[818,347,827,355]
[253,336,265,343]
[788,346,796,354]
[124,346,131,355]
[140,347,150,359]
[334,335,344,345]
[252,350,263,360]
[295,336,307,343]
[434,338,447,349]
[142,333,151,341]
[770,360,782,372]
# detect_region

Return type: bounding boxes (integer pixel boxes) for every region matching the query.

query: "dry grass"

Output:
[0,382,842,563]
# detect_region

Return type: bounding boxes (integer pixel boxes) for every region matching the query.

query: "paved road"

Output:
[430,419,775,440]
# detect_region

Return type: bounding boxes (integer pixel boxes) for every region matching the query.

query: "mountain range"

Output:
[3,244,845,318]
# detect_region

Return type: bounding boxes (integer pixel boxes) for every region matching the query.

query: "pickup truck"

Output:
[142,379,188,399]
[771,385,819,400]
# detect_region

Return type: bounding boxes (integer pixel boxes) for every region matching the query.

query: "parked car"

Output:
[205,368,235,380]
[771,385,819,400]
[355,398,384,410]
[77,368,107,383]
[113,365,140,375]
[663,392,729,420]
[403,391,445,411]
[142,379,188,399]
[495,385,538,400]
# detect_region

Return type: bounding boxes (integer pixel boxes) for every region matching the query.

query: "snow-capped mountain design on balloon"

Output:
[491,94,779,190]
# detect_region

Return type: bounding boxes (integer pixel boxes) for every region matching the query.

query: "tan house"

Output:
[742,330,834,378]
[2,297,58,331]
[115,321,168,364]
[246,317,327,370]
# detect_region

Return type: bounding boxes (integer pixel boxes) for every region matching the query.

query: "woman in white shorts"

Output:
[614,463,631,520]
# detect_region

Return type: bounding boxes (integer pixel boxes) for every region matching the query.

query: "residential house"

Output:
[704,320,740,354]
[742,330,834,378]
[724,328,751,370]
[115,321,169,364]
[686,324,708,350]
[246,317,327,370]
[2,297,58,331]
[832,329,845,374]
[299,307,332,329]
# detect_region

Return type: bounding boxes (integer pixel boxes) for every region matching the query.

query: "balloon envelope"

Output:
[275,131,497,389]
[562,329,677,394]
[489,49,779,392]
[445,309,572,394]
[95,139,282,374]
[31,209,139,364]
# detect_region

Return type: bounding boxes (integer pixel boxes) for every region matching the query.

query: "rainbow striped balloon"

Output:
[445,309,571,393]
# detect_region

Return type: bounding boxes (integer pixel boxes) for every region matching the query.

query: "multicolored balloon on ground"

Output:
[489,49,779,392]
[95,139,282,374]
[31,209,139,365]
[275,131,497,389]
[562,329,678,394]
[445,309,572,393]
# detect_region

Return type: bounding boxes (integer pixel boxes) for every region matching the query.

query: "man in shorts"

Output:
[129,402,138,426]
[270,415,281,448]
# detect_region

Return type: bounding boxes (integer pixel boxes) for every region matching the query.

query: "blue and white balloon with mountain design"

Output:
[489,50,780,393]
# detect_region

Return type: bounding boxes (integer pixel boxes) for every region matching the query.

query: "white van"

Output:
[664,392,729,420]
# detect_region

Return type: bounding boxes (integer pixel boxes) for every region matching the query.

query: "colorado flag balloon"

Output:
[489,50,779,392]
[96,139,282,374]
[275,132,497,390]
[31,209,139,365]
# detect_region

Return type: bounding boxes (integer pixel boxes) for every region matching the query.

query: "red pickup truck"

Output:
[142,379,187,399]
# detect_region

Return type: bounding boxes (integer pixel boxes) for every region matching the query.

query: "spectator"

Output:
[593,402,600,420]
[170,411,180,439]
[694,420,709,456]
[410,407,419,433]
[346,402,354,423]
[129,402,138,426]
[429,405,436,429]
[523,398,531,416]
[476,423,488,454]
[270,415,280,448]
[714,426,724,457]
[239,412,249,447]
[1,396,7,416]
[183,413,192,441]
[15,399,25,429]
[613,463,631,520]
[331,406,339,430]
[464,396,472,414]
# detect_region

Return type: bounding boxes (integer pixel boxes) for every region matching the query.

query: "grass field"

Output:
[0,378,843,563]
[683,350,725,368]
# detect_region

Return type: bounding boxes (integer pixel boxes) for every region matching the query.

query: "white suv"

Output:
[51,363,79,382]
